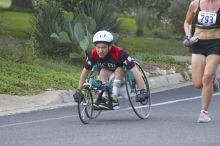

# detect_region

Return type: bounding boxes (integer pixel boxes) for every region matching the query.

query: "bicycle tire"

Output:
[88,69,102,119]
[125,61,151,119]
[78,89,93,124]
[90,90,102,119]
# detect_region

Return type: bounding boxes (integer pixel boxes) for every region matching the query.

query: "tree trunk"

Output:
[11,0,33,10]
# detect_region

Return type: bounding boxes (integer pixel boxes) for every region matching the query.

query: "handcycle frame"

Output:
[77,60,151,124]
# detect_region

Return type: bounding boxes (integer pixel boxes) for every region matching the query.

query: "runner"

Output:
[183,0,220,123]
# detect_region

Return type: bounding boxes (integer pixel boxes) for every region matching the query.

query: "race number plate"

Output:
[198,11,217,26]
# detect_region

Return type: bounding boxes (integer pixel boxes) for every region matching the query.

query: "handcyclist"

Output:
[73,30,148,110]
[183,0,220,123]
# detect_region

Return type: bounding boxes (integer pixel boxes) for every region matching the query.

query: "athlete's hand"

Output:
[73,89,83,102]
[182,35,198,47]
[190,36,198,44]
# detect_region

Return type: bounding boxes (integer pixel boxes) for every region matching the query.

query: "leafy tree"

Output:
[144,0,172,27]
[55,0,84,12]
[168,0,190,36]
[115,0,146,14]
[121,0,173,27]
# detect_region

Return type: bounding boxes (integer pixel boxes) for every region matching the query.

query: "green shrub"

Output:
[56,0,120,32]
[34,0,74,56]
[135,7,149,36]
[168,0,190,36]
[50,13,95,57]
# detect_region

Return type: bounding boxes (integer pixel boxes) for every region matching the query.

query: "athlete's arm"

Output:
[78,50,94,89]
[118,50,145,89]
[129,65,146,90]
[118,50,134,69]
[78,68,91,89]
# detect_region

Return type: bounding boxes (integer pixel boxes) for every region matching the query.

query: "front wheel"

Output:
[87,70,102,119]
[125,61,151,119]
[77,89,93,124]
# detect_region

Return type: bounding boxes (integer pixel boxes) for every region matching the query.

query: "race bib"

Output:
[198,11,217,26]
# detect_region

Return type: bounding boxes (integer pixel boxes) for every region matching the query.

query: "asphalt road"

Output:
[0,85,220,146]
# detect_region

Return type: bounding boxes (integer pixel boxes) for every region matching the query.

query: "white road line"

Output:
[151,92,220,107]
[0,115,78,128]
[0,93,220,128]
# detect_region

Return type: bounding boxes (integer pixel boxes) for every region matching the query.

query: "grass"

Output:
[0,43,83,95]
[119,16,137,34]
[118,16,149,35]
[0,57,82,95]
[0,11,33,38]
[118,36,189,56]
[0,0,11,8]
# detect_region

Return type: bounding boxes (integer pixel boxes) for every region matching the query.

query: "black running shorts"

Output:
[191,39,220,56]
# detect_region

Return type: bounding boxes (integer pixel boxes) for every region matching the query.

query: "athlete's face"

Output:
[95,42,111,58]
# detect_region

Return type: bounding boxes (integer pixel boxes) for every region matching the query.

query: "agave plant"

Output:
[34,0,74,56]
[135,6,149,36]
[78,0,120,32]
[50,13,96,58]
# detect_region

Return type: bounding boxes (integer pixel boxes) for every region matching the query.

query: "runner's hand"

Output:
[182,35,198,47]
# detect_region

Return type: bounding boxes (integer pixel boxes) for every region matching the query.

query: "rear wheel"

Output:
[125,61,151,119]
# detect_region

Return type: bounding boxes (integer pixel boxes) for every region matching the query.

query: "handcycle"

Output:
[75,60,151,124]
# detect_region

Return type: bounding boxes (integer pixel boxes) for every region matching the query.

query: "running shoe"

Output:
[197,110,211,123]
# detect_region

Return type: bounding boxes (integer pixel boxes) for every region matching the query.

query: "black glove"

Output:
[73,89,83,102]
[136,89,148,102]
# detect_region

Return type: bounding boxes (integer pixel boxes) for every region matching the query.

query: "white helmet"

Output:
[93,30,113,43]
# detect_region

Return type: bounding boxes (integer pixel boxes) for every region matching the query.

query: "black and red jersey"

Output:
[85,45,135,71]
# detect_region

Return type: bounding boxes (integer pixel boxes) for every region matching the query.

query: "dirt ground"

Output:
[142,61,175,71]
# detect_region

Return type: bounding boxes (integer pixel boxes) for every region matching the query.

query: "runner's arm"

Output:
[184,1,197,36]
